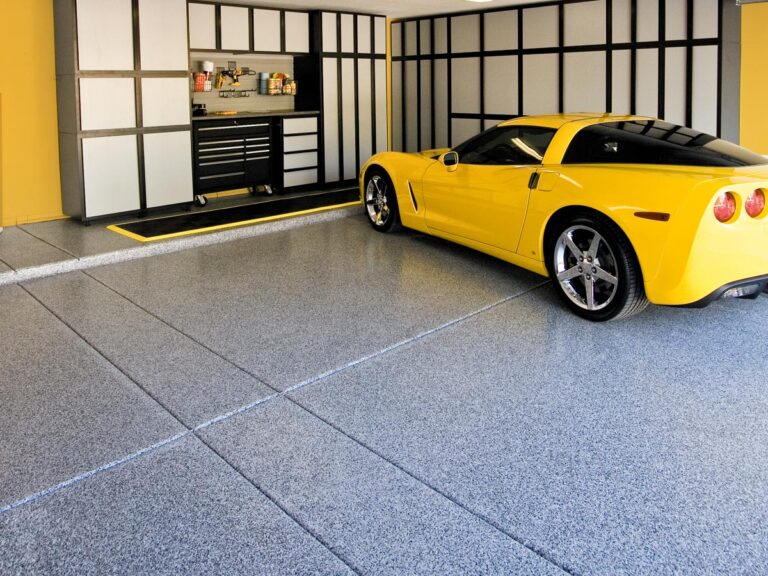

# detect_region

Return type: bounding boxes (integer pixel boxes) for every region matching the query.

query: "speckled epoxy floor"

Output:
[1,213,767,575]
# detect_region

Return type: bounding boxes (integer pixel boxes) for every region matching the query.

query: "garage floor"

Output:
[1,212,767,575]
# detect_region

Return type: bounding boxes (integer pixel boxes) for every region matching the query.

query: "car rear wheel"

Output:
[549,214,648,321]
[364,169,400,232]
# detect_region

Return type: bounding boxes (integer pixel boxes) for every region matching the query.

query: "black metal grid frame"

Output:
[391,0,725,151]
[315,11,388,187]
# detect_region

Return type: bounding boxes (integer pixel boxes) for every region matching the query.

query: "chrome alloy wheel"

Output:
[554,225,620,311]
[365,175,391,227]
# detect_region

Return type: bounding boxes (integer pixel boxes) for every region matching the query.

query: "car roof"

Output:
[498,113,648,129]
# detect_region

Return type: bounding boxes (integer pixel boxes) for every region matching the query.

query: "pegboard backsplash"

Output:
[190,55,295,114]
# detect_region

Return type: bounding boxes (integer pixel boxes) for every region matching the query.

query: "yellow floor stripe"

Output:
[107,201,361,243]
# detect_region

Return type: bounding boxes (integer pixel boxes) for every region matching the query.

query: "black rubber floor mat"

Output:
[110,189,360,241]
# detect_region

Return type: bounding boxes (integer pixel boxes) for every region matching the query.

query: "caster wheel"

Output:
[194,195,208,207]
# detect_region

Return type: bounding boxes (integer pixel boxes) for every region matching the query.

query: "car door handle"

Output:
[528,172,540,189]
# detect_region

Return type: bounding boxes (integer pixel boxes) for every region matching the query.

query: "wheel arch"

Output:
[542,205,643,281]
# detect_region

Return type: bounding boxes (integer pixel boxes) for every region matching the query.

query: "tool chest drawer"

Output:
[193,118,273,193]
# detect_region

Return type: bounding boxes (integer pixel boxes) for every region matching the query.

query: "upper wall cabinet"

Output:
[221,5,250,51]
[188,2,311,54]
[76,0,134,70]
[253,9,281,52]
[188,3,217,49]
[285,11,310,53]
[139,0,189,70]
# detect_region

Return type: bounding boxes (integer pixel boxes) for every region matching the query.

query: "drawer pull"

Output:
[199,159,244,166]
[199,171,245,180]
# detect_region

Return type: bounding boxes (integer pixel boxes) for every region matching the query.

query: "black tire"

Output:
[546,212,649,321]
[363,168,400,233]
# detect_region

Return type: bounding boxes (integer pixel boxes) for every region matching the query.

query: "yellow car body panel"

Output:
[360,114,768,306]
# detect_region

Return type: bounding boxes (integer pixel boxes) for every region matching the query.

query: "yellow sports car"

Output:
[360,114,768,321]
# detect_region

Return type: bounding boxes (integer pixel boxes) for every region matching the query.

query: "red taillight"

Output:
[714,192,737,223]
[745,189,765,218]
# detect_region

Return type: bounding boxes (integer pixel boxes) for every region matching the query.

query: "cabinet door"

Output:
[188,3,216,50]
[82,136,140,218]
[341,58,357,180]
[374,17,387,55]
[221,5,250,51]
[76,0,134,70]
[357,15,371,54]
[374,60,388,153]
[322,58,340,183]
[79,78,136,131]
[142,78,190,127]
[284,12,310,53]
[139,0,188,70]
[357,60,373,167]
[253,9,281,52]
[322,13,338,53]
[144,131,193,208]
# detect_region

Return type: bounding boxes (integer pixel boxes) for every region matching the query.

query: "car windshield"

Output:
[562,120,768,167]
[453,126,557,166]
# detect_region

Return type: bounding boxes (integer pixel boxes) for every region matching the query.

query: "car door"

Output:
[422,125,556,254]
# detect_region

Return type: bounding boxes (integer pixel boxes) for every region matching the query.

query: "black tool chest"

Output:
[192,117,273,193]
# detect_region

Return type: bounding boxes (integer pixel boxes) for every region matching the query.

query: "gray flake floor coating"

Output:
[1,213,767,574]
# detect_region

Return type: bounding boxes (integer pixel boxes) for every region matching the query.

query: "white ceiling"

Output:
[236,0,535,18]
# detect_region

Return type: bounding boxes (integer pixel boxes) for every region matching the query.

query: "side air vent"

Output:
[408,181,419,212]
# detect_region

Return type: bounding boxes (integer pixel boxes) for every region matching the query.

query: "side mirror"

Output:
[441,151,459,172]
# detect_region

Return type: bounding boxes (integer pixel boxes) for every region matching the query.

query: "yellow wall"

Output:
[0,1,63,227]
[741,4,768,154]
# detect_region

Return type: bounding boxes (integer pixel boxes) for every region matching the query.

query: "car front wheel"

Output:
[364,169,400,232]
[549,214,648,321]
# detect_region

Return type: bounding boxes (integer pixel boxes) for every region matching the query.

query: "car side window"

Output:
[453,126,556,166]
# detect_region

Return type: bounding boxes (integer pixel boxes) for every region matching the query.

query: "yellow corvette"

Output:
[360,114,768,321]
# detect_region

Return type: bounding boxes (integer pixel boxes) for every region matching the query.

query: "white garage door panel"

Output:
[522,6,558,49]
[523,54,559,115]
[664,48,687,126]
[405,61,418,152]
[434,60,448,149]
[692,46,718,135]
[564,0,606,46]
[635,49,659,118]
[564,52,605,113]
[451,15,480,53]
[484,10,518,51]
[452,119,481,148]
[392,61,403,151]
[611,50,632,115]
[420,60,432,150]
[484,56,518,116]
[636,0,659,42]
[451,58,480,115]
[612,0,632,44]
